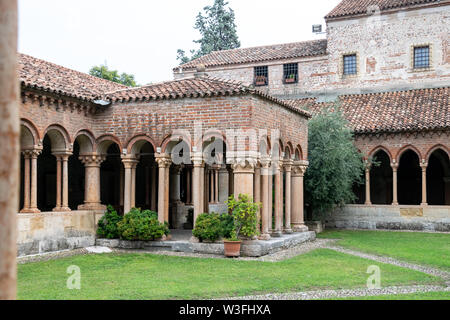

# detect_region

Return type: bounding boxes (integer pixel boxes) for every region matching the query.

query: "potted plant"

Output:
[223,194,261,257]
[285,74,296,83]
[255,75,267,86]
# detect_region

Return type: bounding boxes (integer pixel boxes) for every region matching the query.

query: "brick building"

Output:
[175,0,450,231]
[17,53,310,255]
[17,0,450,256]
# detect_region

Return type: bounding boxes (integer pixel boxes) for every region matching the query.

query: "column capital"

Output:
[230,158,257,173]
[292,164,308,177]
[260,156,272,169]
[420,161,428,170]
[283,159,294,172]
[79,153,106,167]
[391,162,399,170]
[155,154,172,168]
[23,149,42,159]
[122,156,139,169]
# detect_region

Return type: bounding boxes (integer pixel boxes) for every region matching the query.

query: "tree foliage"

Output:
[89,64,137,87]
[177,0,240,64]
[305,106,365,218]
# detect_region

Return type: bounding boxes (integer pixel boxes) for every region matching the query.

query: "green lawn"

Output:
[318,230,450,271]
[18,249,441,300]
[329,291,450,300]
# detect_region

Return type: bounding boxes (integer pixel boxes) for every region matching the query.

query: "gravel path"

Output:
[225,285,450,300]
[324,245,450,284]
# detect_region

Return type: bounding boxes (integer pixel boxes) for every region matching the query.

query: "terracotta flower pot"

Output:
[223,240,242,257]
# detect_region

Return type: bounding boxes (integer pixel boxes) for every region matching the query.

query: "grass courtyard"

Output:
[317,230,450,271]
[17,230,450,300]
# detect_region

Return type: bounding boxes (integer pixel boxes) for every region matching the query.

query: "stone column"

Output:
[60,153,71,211]
[151,164,157,211]
[20,151,31,213]
[214,168,219,203]
[232,159,256,199]
[268,170,273,233]
[365,163,372,205]
[78,154,106,211]
[29,150,41,213]
[200,164,206,213]
[391,162,399,205]
[53,155,62,211]
[254,163,261,231]
[218,166,229,203]
[209,169,214,203]
[122,157,138,214]
[259,157,271,240]
[292,161,309,232]
[186,167,192,205]
[273,161,283,237]
[420,161,428,206]
[130,161,138,209]
[284,160,293,234]
[170,166,182,203]
[192,155,204,224]
[156,154,171,223]
[0,0,19,299]
[119,165,124,207]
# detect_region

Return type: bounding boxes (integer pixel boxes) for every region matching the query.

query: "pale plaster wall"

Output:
[17,210,104,256]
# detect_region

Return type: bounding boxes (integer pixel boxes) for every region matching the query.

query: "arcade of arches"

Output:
[354,146,450,206]
[19,122,309,239]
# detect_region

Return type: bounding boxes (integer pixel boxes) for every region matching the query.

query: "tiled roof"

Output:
[288,87,450,134]
[325,0,446,20]
[19,53,127,101]
[176,39,328,71]
[104,76,311,118]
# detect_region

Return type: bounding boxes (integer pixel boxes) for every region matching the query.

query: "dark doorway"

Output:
[427,149,450,205]
[370,150,393,204]
[398,150,421,205]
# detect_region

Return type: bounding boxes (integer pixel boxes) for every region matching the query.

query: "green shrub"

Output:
[193,213,223,242]
[219,213,234,239]
[97,205,123,239]
[226,194,261,240]
[117,208,169,241]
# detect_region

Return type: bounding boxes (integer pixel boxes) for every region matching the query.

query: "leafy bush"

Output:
[219,213,234,239]
[117,208,169,241]
[226,194,261,240]
[305,105,365,218]
[97,205,123,239]
[192,213,222,242]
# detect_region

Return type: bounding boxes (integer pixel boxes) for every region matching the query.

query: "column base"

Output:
[283,228,293,234]
[292,224,309,233]
[364,202,372,206]
[258,233,271,241]
[59,207,71,212]
[53,207,61,212]
[19,208,41,214]
[421,203,428,207]
[392,202,399,206]
[78,203,107,211]
[271,230,283,237]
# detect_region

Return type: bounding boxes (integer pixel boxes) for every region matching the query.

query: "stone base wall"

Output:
[17,210,104,257]
[326,205,450,232]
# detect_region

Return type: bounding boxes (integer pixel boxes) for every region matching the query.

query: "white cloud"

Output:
[18,0,341,84]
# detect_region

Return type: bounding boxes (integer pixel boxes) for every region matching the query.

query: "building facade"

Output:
[175,0,450,231]
[17,55,310,255]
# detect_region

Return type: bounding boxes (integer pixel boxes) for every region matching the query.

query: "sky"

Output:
[18,0,341,85]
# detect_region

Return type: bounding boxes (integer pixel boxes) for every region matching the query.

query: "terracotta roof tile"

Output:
[104,76,311,118]
[325,0,446,20]
[19,53,127,101]
[176,39,327,71]
[288,87,450,133]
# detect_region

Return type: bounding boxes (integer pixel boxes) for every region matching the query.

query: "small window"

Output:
[414,46,430,69]
[254,66,268,86]
[283,63,298,84]
[343,54,357,75]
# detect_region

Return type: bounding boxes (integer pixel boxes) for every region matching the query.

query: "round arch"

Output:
[96,134,122,155]
[20,118,40,149]
[43,124,71,152]
[127,134,157,156]
[74,129,95,154]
